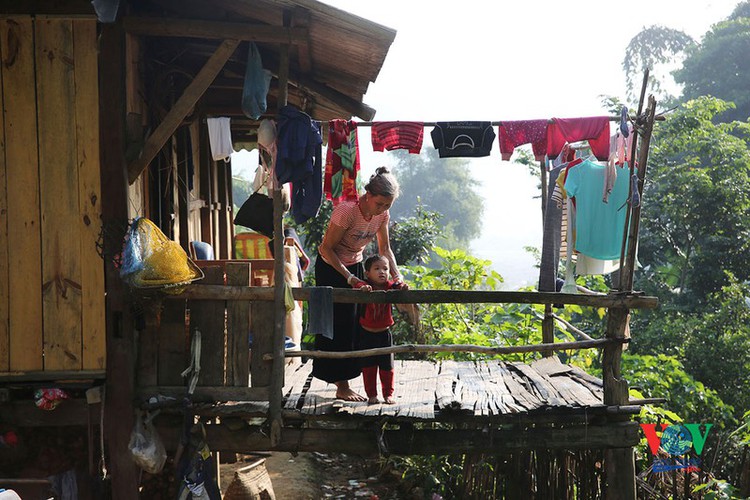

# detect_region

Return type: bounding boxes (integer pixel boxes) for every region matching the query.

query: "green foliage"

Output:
[287,199,333,258]
[622,354,734,424]
[676,12,750,123]
[638,96,750,304]
[389,149,484,249]
[681,278,750,414]
[387,201,442,265]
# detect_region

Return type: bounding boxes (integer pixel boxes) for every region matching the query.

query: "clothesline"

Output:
[353,115,627,127]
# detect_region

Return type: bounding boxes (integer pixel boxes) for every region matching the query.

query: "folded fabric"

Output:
[308,286,334,340]
[206,117,234,162]
[547,116,610,161]
[430,121,495,158]
[497,119,548,161]
[371,121,424,153]
[324,120,360,205]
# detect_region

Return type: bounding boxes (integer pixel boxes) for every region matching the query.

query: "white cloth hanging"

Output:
[206,117,234,161]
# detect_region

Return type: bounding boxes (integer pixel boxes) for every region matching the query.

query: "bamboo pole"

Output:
[171,285,659,309]
[262,338,624,360]
[551,313,594,341]
[618,69,649,290]
[620,96,657,292]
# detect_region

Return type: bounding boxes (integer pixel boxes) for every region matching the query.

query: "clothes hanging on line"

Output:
[604,122,634,203]
[430,121,495,158]
[547,116,610,162]
[325,119,361,205]
[206,117,234,162]
[563,159,630,261]
[371,121,424,153]
[275,106,324,223]
[538,163,566,292]
[497,119,548,161]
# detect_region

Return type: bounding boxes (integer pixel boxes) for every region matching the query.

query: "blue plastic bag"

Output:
[241,42,272,120]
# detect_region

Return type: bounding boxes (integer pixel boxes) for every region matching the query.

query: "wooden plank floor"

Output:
[281,356,605,420]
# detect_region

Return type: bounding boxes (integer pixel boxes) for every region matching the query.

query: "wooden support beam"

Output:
[269,8,291,448]
[127,39,240,184]
[603,307,635,500]
[0,370,105,382]
[0,399,97,426]
[171,285,659,309]
[265,338,623,360]
[99,21,140,499]
[292,7,312,74]
[294,73,376,120]
[136,386,269,403]
[122,16,307,44]
[156,421,641,455]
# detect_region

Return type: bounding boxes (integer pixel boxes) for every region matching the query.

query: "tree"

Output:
[389,149,484,249]
[636,96,750,304]
[622,25,695,106]
[675,4,750,122]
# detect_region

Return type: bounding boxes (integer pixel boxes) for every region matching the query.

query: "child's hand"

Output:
[352,279,372,291]
[392,281,408,290]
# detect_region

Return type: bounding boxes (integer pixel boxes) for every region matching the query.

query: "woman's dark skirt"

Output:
[312,255,364,383]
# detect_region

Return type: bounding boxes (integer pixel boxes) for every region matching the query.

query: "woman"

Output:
[315,167,403,401]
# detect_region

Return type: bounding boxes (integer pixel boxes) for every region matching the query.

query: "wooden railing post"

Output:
[603,307,635,500]
[268,8,292,447]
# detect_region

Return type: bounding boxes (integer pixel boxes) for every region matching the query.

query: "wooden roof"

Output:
[124,0,396,124]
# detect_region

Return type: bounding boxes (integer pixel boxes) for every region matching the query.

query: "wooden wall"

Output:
[0,17,105,373]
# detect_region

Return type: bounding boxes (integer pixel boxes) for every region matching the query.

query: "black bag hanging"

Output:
[234,192,274,238]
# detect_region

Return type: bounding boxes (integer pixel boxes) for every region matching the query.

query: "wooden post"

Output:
[618,70,648,290]
[99,22,140,499]
[620,96,657,292]
[603,307,635,499]
[539,158,554,354]
[268,9,292,447]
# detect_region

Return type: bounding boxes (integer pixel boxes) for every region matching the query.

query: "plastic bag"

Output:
[128,412,167,474]
[34,388,70,410]
[234,193,274,238]
[120,217,203,291]
[241,42,272,120]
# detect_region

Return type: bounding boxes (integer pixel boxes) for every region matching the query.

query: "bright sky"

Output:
[235,0,741,289]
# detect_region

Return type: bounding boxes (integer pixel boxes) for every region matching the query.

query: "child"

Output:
[355,254,408,404]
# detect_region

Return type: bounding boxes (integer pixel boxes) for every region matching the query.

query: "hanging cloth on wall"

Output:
[324,119,360,205]
[430,121,495,158]
[497,119,548,161]
[547,116,610,161]
[206,117,234,162]
[241,42,272,120]
[370,121,424,153]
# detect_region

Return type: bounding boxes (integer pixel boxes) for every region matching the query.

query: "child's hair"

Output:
[364,254,389,272]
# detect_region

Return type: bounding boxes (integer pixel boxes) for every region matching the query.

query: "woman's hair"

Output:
[364,254,389,271]
[364,166,400,198]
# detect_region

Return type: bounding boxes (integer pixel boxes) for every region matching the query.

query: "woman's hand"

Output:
[349,277,372,291]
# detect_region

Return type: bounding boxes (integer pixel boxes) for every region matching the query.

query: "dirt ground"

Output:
[220,451,410,499]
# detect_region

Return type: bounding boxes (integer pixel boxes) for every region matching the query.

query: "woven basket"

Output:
[223,458,276,500]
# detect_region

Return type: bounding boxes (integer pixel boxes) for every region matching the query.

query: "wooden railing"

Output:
[141,285,656,409]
